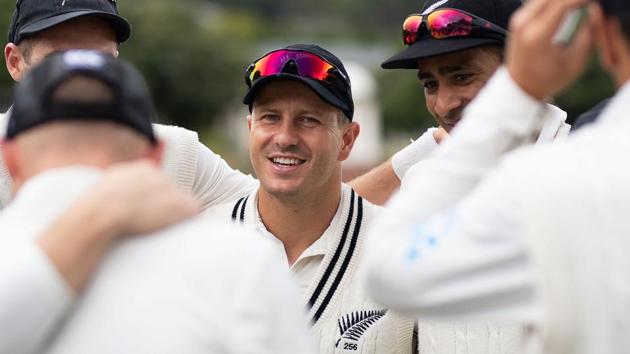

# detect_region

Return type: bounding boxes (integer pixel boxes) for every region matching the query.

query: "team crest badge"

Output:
[335,310,388,351]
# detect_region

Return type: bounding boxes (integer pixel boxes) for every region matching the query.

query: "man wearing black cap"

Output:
[0,50,313,354]
[366,0,570,189]
[365,0,630,352]
[1,0,261,211]
[205,44,416,354]
[356,1,572,353]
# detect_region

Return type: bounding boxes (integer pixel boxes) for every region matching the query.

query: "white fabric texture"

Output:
[0,241,73,354]
[153,124,199,193]
[0,167,314,354]
[204,184,416,354]
[252,190,331,295]
[392,128,439,180]
[193,143,258,210]
[0,111,12,208]
[508,82,630,354]
[390,105,568,181]
[141,124,258,210]
[363,68,549,354]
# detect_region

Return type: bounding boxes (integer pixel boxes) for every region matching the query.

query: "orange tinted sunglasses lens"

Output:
[426,9,473,39]
[402,15,423,46]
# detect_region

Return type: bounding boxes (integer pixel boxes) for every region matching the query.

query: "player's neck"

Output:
[257,185,341,266]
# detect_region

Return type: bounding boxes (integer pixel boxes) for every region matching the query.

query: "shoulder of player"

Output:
[344,184,383,217]
[151,123,199,146]
[201,195,250,220]
[147,213,265,259]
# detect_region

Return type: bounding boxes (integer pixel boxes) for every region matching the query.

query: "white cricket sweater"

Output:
[205,184,416,354]
[509,81,630,354]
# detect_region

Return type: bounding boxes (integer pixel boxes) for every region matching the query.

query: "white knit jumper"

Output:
[207,184,416,354]
[416,321,532,354]
[0,123,199,209]
[152,124,198,193]
[0,111,12,208]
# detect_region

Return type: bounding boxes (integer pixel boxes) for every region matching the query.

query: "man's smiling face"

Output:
[248,80,357,200]
[417,46,502,132]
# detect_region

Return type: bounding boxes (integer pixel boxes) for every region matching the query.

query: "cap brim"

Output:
[382,37,503,70]
[18,11,131,43]
[243,74,349,113]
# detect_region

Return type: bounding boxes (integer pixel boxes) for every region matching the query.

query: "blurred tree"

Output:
[0,0,15,109]
[556,58,615,125]
[119,0,245,130]
[377,68,435,135]
[0,0,618,137]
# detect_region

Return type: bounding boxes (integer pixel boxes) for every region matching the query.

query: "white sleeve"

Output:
[0,241,74,354]
[365,165,538,323]
[364,68,546,323]
[398,67,548,219]
[0,111,12,209]
[391,127,439,180]
[230,243,316,354]
[0,156,12,210]
[193,143,258,210]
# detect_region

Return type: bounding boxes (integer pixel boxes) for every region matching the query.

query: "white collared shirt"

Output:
[252,192,337,295]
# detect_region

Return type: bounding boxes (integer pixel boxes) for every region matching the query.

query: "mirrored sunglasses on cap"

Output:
[245,49,349,89]
[402,8,508,46]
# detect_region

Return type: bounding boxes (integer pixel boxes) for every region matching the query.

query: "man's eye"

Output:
[423,81,438,91]
[259,114,278,122]
[300,117,320,125]
[453,73,474,83]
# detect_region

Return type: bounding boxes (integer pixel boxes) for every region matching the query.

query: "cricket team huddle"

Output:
[1,0,629,353]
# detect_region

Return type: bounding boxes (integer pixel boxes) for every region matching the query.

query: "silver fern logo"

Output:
[335,310,388,348]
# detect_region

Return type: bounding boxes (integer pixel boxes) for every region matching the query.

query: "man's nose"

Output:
[273,119,299,147]
[433,89,462,119]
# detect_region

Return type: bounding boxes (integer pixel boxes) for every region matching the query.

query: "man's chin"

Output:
[260,181,303,199]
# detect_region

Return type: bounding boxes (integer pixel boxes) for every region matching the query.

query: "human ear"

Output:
[338,122,360,162]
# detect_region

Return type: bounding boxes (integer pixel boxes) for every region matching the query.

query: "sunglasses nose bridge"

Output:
[280,59,301,76]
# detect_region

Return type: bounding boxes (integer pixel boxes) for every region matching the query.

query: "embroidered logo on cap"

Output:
[63,50,106,69]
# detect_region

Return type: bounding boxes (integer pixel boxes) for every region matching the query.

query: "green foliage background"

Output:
[0,0,616,141]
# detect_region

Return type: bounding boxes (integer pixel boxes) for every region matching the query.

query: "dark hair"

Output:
[618,13,630,40]
[599,1,630,40]
[17,37,34,64]
[481,44,505,63]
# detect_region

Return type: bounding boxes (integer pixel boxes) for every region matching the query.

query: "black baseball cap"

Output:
[382,0,522,69]
[243,44,355,120]
[599,0,630,14]
[8,0,131,44]
[7,50,156,144]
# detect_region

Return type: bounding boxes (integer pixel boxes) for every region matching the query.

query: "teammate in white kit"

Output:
[0,50,313,354]
[364,0,630,353]
[0,0,259,211]
[205,44,416,354]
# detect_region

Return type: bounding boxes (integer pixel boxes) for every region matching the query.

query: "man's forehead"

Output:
[253,80,333,112]
[417,49,484,74]
[418,49,482,71]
